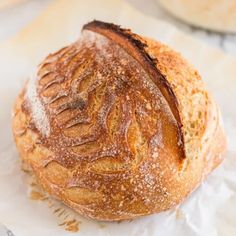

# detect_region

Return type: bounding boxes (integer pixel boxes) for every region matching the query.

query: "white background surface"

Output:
[1,0,236,56]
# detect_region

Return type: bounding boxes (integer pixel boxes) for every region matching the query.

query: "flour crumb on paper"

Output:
[29,177,81,233]
[175,208,185,220]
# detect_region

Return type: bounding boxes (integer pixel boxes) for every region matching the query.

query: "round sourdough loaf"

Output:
[12,20,226,221]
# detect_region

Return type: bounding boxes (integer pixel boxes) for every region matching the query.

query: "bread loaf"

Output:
[12,20,226,221]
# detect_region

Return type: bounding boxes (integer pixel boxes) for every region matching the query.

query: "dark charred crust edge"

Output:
[83,20,186,159]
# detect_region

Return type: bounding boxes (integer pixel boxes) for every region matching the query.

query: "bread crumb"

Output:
[176,208,185,219]
[30,190,48,201]
[64,219,80,232]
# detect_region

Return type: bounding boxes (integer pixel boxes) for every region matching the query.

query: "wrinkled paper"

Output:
[0,0,236,235]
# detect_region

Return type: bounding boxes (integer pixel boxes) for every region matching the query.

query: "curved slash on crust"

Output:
[82,20,186,159]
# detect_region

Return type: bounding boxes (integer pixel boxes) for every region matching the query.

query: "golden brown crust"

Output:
[12,21,226,221]
[83,21,185,159]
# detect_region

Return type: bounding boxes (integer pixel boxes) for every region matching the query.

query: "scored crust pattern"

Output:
[32,30,181,166]
[12,21,226,221]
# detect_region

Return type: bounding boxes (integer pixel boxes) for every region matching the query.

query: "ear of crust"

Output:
[83,20,185,159]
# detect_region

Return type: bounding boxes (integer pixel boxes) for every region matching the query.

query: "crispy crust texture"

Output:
[12,21,226,221]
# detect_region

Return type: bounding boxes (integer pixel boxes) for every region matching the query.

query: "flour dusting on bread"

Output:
[26,76,50,137]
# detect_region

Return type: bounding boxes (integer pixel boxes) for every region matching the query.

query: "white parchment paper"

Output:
[0,0,236,235]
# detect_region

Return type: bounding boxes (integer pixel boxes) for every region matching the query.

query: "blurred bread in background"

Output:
[158,0,236,33]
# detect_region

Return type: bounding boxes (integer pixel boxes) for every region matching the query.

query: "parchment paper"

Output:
[1,0,236,235]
